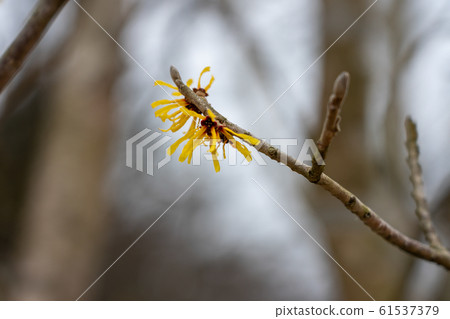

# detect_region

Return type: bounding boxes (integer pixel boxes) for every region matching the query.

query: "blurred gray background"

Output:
[0,0,449,300]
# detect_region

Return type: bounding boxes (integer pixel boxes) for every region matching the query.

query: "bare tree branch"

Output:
[170,65,450,271]
[0,0,68,96]
[309,71,350,182]
[405,117,444,250]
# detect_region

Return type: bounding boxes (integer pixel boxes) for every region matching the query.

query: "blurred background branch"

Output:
[0,0,68,98]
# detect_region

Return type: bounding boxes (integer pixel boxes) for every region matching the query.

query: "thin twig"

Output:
[0,0,68,95]
[309,72,350,182]
[405,117,444,250]
[170,65,450,270]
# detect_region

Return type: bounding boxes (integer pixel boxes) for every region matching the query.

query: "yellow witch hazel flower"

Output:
[152,67,259,172]
[151,67,214,133]
[167,109,260,172]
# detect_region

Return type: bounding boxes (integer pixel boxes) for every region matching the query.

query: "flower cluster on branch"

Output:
[152,67,259,172]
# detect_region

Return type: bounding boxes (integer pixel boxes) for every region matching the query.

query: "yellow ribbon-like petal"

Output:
[151,98,186,108]
[211,151,220,172]
[204,75,215,92]
[154,80,178,90]
[167,121,198,156]
[221,129,233,143]
[154,103,179,119]
[188,132,208,164]
[222,129,252,162]
[197,66,211,88]
[158,109,181,123]
[171,114,190,132]
[209,127,218,153]
[206,109,216,121]
[179,127,207,162]
[234,140,252,162]
[180,106,206,120]
[166,110,182,121]
[222,143,226,159]
[224,127,260,145]
[185,131,207,162]
[209,128,220,172]
[161,114,190,133]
